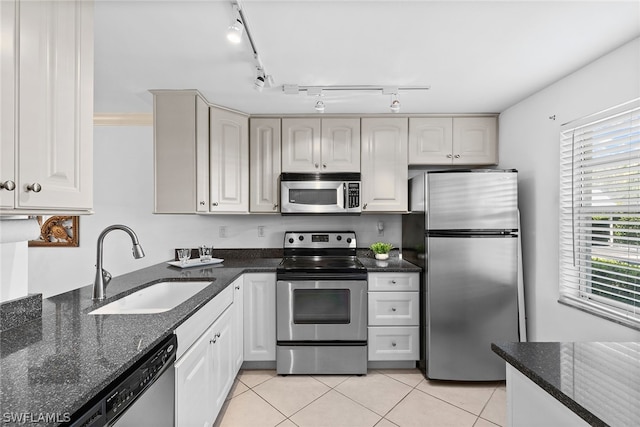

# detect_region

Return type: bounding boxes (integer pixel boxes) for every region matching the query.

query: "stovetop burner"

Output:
[278,256,365,271]
[277,231,366,279]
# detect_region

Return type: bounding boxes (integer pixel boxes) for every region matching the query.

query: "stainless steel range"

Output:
[276,231,368,375]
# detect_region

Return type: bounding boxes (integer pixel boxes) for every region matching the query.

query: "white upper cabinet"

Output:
[1,0,93,213]
[361,118,408,213]
[453,117,498,165]
[207,106,249,213]
[152,90,208,214]
[0,1,16,209]
[320,118,361,172]
[249,118,281,213]
[282,118,360,173]
[409,116,497,165]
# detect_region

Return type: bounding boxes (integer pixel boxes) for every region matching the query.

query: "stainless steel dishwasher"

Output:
[69,334,177,427]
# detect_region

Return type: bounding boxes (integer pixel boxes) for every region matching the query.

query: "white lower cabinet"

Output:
[175,325,215,427]
[243,273,276,361]
[232,277,244,374]
[367,272,420,361]
[174,285,236,427]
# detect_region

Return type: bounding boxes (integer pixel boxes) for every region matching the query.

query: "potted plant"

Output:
[370,242,394,260]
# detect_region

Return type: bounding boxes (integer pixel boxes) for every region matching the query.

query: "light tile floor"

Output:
[214,369,506,427]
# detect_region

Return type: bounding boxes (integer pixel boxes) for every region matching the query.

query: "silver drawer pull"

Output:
[391,280,397,284]
[26,183,42,193]
[0,180,15,191]
[391,307,397,312]
[391,342,397,347]
[235,285,240,290]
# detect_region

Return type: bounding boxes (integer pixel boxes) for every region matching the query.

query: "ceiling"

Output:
[94,0,640,115]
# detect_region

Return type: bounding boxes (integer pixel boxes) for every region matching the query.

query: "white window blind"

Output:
[559,98,640,328]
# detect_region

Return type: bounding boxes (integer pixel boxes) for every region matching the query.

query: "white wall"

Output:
[499,37,640,341]
[27,126,401,297]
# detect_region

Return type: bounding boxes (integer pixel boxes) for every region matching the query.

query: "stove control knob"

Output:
[298,235,304,241]
[346,238,352,244]
[288,238,294,244]
[336,235,342,241]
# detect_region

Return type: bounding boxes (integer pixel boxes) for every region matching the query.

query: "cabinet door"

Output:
[0,0,16,209]
[282,118,321,172]
[209,107,249,212]
[452,117,497,165]
[321,118,360,172]
[153,91,207,214]
[175,328,215,427]
[249,118,281,212]
[232,278,244,375]
[17,0,93,210]
[243,273,276,361]
[408,118,453,165]
[361,118,408,213]
[210,306,234,418]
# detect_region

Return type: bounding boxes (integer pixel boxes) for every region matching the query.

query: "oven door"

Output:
[276,280,367,342]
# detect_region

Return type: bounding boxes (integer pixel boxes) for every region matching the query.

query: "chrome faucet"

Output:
[93,224,145,300]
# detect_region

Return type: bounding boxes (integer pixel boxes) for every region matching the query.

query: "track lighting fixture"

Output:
[390,94,400,113]
[315,100,325,113]
[227,17,244,43]
[226,1,274,92]
[283,84,428,111]
[255,68,266,92]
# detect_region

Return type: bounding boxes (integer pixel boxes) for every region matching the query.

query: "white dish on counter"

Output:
[167,258,224,268]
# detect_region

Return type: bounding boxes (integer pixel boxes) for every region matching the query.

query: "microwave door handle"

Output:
[343,183,347,209]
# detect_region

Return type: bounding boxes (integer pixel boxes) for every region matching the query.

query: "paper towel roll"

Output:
[0,218,41,244]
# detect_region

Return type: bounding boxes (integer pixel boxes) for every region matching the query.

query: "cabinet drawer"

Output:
[368,326,419,361]
[368,272,419,291]
[175,284,233,359]
[368,292,419,326]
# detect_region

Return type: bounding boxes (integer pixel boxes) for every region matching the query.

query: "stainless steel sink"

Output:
[88,280,213,315]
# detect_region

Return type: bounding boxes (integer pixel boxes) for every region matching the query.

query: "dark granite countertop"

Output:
[1,252,420,426]
[358,256,421,272]
[492,342,640,427]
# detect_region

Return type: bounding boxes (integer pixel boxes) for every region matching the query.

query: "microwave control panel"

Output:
[348,183,360,208]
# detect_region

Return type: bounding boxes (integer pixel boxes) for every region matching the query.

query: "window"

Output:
[559,98,640,328]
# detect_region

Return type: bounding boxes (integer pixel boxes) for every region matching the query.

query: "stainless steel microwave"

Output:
[280,173,361,214]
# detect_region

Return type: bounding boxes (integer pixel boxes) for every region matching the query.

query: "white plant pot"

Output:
[375,253,389,260]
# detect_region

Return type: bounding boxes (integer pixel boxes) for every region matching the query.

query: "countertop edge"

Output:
[491,343,609,427]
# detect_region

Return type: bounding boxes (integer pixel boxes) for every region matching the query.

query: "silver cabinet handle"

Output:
[391,342,397,347]
[210,338,215,344]
[212,202,218,206]
[363,203,367,210]
[200,201,206,206]
[454,154,461,158]
[26,183,42,193]
[322,164,327,168]
[391,280,397,284]
[314,163,319,168]
[235,285,240,290]
[391,307,397,312]
[446,154,453,158]
[0,180,15,191]
[273,203,278,210]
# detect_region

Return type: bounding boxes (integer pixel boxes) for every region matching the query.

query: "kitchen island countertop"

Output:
[492,341,640,427]
[1,253,420,425]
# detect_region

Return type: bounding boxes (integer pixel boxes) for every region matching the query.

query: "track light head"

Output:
[390,95,400,113]
[315,100,325,113]
[227,18,244,43]
[254,74,265,92]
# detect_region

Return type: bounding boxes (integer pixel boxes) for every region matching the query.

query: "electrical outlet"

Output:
[219,226,227,238]
[258,226,265,238]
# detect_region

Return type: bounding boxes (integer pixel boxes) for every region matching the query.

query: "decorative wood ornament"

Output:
[29,216,79,247]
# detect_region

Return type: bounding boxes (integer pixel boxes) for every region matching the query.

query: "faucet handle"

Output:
[102,269,112,286]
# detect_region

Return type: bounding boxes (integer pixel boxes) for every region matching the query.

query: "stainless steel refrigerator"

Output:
[402,169,520,381]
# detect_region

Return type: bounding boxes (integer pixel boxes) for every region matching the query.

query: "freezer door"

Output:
[426,235,518,381]
[426,171,518,230]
